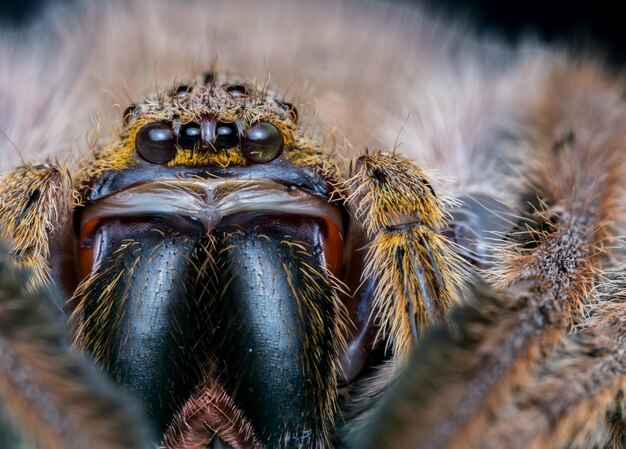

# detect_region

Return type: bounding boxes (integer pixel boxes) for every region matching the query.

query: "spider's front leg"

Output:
[0,164,153,449]
[0,163,74,293]
[355,63,626,449]
[347,153,464,361]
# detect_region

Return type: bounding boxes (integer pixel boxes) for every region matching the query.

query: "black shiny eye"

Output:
[242,122,284,163]
[174,85,190,97]
[227,84,248,97]
[178,122,202,149]
[135,122,176,164]
[214,122,239,149]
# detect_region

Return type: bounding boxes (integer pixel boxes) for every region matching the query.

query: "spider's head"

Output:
[68,75,364,448]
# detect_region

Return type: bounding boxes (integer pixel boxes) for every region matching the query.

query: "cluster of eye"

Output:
[135,119,284,164]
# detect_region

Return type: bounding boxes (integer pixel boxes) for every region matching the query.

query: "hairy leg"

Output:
[0,164,73,292]
[348,153,465,361]
[0,246,152,449]
[355,60,626,449]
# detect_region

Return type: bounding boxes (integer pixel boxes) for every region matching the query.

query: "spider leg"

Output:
[479,271,626,449]
[0,164,152,448]
[0,163,73,293]
[347,153,465,362]
[357,277,625,449]
[0,246,152,449]
[356,62,626,449]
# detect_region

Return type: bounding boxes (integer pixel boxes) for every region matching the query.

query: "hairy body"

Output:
[0,1,624,448]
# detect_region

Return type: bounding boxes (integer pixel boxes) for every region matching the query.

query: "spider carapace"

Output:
[0,75,465,449]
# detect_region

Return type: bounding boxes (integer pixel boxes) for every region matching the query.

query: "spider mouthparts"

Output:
[74,204,346,448]
[203,214,340,448]
[75,215,210,434]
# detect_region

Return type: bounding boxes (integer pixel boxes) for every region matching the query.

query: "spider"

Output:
[0,1,624,449]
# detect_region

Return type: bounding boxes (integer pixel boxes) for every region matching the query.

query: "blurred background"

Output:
[0,0,625,64]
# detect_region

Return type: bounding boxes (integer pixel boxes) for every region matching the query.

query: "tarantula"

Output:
[0,1,624,449]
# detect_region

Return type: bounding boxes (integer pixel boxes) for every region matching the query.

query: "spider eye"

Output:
[214,122,239,149]
[135,122,176,164]
[227,84,249,97]
[173,85,190,98]
[242,122,284,163]
[178,122,202,149]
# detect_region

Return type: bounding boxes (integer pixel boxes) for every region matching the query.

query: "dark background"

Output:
[0,0,625,65]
